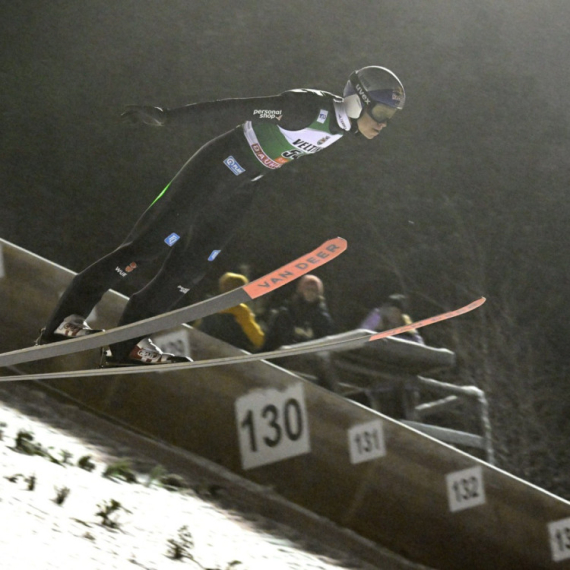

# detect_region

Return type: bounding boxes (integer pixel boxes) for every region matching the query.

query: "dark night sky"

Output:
[2,0,569,360]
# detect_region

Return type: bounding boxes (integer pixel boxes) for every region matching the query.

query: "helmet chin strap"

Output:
[342,94,363,119]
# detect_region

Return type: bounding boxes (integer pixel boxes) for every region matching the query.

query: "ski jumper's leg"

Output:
[108,131,259,359]
[123,191,253,317]
[42,131,236,337]
[42,209,172,337]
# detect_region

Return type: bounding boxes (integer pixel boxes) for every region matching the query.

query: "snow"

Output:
[0,384,415,570]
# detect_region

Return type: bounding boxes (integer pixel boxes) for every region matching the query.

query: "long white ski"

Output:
[0,237,347,368]
[0,297,485,383]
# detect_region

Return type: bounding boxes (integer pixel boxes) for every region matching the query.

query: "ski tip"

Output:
[244,237,348,300]
[366,296,487,343]
[329,236,348,251]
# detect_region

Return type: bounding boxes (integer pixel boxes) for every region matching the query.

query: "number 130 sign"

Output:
[235,383,311,470]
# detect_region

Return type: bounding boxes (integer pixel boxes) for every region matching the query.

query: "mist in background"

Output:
[2,0,569,494]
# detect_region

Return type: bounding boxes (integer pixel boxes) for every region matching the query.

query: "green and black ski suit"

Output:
[44,89,353,358]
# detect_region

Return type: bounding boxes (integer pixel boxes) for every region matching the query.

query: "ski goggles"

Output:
[366,103,398,124]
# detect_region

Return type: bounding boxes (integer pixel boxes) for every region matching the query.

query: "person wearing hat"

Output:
[360,293,425,344]
[196,272,265,351]
[36,67,404,365]
[263,275,335,351]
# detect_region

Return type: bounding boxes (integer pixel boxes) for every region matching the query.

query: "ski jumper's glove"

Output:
[121,105,167,126]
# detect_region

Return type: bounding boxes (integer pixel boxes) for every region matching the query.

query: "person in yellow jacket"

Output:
[197,272,265,351]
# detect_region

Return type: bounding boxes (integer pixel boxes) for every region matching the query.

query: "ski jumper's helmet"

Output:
[343,66,405,122]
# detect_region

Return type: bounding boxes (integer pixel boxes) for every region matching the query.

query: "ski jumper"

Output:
[43,89,353,359]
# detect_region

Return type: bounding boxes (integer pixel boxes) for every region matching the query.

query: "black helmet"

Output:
[343,66,405,122]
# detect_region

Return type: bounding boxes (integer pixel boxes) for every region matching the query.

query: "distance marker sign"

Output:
[235,383,310,470]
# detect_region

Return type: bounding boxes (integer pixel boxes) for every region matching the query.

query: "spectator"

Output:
[263,275,334,351]
[197,272,265,351]
[360,293,425,344]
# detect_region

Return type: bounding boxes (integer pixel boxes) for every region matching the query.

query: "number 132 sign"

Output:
[235,383,311,470]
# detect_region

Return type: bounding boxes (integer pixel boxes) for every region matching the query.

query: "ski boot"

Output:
[35,314,104,345]
[101,337,192,367]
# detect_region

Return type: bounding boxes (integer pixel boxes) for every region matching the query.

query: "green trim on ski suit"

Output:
[150,180,172,206]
